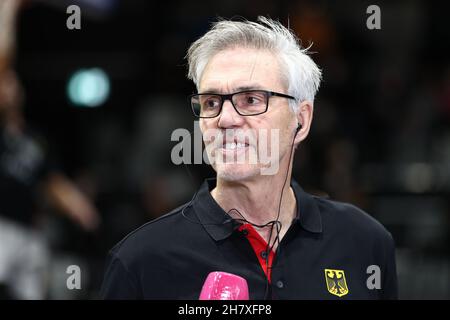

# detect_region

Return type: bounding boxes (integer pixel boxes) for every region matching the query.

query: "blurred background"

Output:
[0,0,448,299]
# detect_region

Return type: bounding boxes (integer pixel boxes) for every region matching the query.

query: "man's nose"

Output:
[217,99,242,128]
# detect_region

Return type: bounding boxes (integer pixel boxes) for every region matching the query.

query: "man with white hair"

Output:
[101,17,398,299]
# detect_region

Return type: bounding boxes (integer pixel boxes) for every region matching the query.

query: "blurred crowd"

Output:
[0,0,449,299]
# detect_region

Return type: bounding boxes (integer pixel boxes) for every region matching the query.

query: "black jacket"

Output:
[101,178,398,300]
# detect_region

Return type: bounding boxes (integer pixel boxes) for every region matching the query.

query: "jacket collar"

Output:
[192,178,323,241]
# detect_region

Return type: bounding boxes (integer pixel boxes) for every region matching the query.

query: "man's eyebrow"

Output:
[234,85,265,92]
[200,85,265,94]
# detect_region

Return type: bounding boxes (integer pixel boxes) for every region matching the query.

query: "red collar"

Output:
[238,223,276,282]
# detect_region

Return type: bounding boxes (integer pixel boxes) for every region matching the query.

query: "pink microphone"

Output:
[199,271,249,300]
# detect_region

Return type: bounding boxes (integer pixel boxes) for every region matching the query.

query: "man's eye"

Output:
[203,98,220,108]
[246,95,262,104]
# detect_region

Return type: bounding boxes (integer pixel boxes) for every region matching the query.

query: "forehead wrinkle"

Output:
[201,82,266,94]
[247,50,260,83]
[200,48,282,93]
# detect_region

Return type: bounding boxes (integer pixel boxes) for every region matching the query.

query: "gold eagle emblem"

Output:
[324,269,349,297]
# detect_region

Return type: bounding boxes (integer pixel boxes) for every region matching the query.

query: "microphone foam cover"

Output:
[199,271,249,300]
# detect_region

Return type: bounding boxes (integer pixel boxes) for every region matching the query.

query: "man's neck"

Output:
[211,173,297,250]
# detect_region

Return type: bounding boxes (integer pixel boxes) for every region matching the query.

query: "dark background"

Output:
[10,0,450,298]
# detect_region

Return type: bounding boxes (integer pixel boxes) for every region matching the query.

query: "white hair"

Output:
[186,16,322,111]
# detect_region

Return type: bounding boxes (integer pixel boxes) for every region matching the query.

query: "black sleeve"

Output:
[381,232,398,299]
[100,252,142,300]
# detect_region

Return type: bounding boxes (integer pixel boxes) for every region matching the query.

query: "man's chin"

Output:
[215,164,260,182]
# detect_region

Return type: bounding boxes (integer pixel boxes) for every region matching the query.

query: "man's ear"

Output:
[294,100,314,146]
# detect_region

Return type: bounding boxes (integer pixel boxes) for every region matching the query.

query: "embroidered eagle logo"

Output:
[324,269,349,297]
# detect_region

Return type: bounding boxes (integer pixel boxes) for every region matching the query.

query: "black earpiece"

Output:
[295,123,302,134]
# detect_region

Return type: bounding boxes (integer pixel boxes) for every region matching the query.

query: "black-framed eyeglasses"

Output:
[189,90,296,118]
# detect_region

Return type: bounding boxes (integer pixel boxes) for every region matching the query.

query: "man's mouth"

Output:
[221,141,249,150]
[219,134,252,151]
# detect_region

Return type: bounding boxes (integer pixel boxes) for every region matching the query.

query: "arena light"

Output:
[67,68,110,107]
